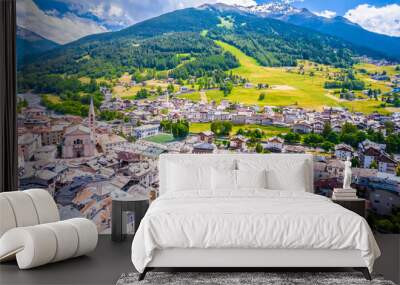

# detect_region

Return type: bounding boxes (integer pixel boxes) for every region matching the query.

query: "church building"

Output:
[62,97,96,158]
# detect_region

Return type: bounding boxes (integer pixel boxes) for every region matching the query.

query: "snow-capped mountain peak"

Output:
[245,2,301,15]
[239,1,302,17]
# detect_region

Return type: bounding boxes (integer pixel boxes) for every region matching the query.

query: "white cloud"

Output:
[109,4,124,17]
[60,0,257,28]
[313,10,336,19]
[344,4,400,37]
[16,0,108,44]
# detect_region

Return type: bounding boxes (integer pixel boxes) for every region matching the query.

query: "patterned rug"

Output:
[116,271,396,285]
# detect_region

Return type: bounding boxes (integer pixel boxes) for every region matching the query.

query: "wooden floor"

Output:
[0,235,399,285]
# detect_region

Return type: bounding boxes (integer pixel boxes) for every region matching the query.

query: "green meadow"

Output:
[113,40,399,114]
[189,122,290,138]
[190,40,398,114]
[143,133,176,144]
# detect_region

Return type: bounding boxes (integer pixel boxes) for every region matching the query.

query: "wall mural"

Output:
[16,0,400,233]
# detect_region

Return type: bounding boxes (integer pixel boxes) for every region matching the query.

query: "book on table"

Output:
[333,188,357,193]
[332,188,358,200]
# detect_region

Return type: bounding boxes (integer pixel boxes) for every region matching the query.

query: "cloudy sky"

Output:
[16,0,400,44]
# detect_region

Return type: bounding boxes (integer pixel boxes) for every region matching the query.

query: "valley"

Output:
[177,40,399,114]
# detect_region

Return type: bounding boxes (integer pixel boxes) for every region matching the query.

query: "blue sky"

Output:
[259,0,400,15]
[16,0,400,44]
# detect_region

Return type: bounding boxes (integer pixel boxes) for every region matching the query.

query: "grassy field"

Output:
[181,92,203,101]
[143,133,176,143]
[113,76,182,100]
[107,41,398,114]
[113,85,144,99]
[354,63,394,94]
[42,94,62,103]
[214,40,397,114]
[190,122,290,138]
[214,40,339,110]
[355,63,399,77]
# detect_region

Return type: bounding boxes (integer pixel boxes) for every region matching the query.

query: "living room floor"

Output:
[1,235,399,285]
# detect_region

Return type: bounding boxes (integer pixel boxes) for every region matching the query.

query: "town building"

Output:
[40,125,65,146]
[98,134,128,154]
[230,135,248,151]
[335,144,354,160]
[292,121,312,134]
[192,142,215,154]
[133,124,159,139]
[62,125,95,158]
[199,131,215,143]
[23,107,46,118]
[34,145,57,161]
[358,141,398,174]
[18,133,42,161]
[264,136,284,152]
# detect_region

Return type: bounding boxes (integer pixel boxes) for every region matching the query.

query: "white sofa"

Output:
[0,189,98,269]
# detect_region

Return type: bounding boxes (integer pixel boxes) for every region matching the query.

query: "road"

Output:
[200,91,208,104]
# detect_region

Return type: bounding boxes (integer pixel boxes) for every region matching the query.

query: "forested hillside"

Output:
[21,32,238,78]
[18,3,396,102]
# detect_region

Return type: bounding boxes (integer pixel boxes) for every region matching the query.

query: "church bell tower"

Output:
[89,96,96,142]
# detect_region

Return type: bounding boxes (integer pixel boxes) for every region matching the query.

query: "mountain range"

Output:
[16,26,59,61]
[18,2,400,78]
[237,2,400,61]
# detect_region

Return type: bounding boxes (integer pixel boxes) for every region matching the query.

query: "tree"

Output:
[135,88,149,100]
[283,132,300,144]
[258,92,266,101]
[255,143,263,153]
[167,83,175,94]
[303,133,323,147]
[370,160,378,169]
[384,121,395,135]
[87,78,97,93]
[99,110,124,121]
[322,122,332,137]
[386,134,400,154]
[171,120,189,139]
[341,122,358,134]
[211,121,232,136]
[326,132,339,144]
[396,165,400,177]
[160,120,172,132]
[321,141,334,151]
[156,86,163,96]
[351,157,360,168]
[220,82,233,96]
[236,128,245,136]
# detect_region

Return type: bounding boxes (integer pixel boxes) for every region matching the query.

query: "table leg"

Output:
[135,201,148,233]
[112,201,122,242]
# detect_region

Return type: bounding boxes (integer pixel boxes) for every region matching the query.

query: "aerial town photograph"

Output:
[15,0,400,236]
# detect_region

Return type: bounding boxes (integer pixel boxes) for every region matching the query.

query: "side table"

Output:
[332,198,366,217]
[112,196,149,242]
